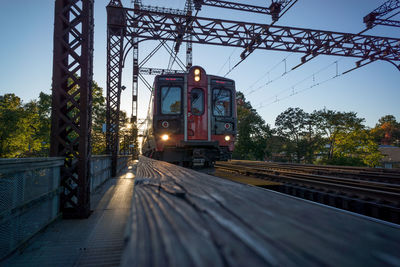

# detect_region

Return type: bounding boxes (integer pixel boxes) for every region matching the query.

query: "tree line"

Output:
[233,92,400,167]
[0,81,134,158]
[1,87,399,167]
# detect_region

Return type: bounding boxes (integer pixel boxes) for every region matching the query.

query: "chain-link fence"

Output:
[0,158,63,259]
[91,156,112,191]
[0,155,133,259]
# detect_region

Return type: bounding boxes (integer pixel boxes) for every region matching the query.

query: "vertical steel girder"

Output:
[185,0,194,70]
[107,3,125,177]
[51,0,94,218]
[131,40,139,158]
[132,41,138,124]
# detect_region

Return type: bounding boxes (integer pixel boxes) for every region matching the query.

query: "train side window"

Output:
[161,86,181,114]
[212,89,231,117]
[190,88,204,115]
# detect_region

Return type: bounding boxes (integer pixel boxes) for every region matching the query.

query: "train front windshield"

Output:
[161,86,181,114]
[212,89,231,117]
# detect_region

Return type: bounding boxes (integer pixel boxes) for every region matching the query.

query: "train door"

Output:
[187,67,208,140]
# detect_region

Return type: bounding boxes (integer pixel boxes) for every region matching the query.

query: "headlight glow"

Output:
[194,68,200,75]
[194,76,200,82]
[224,135,231,141]
[161,134,169,141]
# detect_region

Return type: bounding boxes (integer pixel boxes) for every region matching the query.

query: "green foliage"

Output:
[274,107,323,163]
[233,92,271,160]
[311,108,364,160]
[0,80,109,158]
[331,128,383,167]
[273,107,382,167]
[0,94,46,157]
[370,115,400,146]
[91,81,107,155]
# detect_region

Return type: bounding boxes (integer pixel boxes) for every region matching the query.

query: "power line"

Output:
[216,47,238,75]
[255,60,359,110]
[244,53,295,96]
[223,0,298,77]
[249,1,400,108]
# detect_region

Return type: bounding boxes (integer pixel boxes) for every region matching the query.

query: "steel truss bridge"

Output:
[50,0,400,217]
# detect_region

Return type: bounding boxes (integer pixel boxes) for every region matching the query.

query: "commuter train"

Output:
[142,66,237,167]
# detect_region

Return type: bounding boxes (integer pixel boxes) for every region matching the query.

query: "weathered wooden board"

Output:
[122,156,400,267]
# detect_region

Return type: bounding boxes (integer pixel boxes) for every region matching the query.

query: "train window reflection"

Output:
[213,89,231,116]
[161,86,181,114]
[190,88,204,115]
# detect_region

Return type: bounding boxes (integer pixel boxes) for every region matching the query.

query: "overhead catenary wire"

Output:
[250,1,400,109]
[243,53,294,96]
[223,0,298,77]
[254,59,365,109]
[168,8,199,70]
[217,47,238,75]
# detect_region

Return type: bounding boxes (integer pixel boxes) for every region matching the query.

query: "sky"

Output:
[0,0,399,129]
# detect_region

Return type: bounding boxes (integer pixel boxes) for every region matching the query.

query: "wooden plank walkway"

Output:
[122,156,400,267]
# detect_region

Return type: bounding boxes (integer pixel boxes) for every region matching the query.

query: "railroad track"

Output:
[226,160,400,184]
[214,160,400,224]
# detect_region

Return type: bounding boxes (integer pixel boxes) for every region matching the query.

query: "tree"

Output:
[333,128,383,167]
[0,94,43,157]
[0,79,108,158]
[232,92,271,160]
[91,81,107,154]
[274,107,322,163]
[370,115,400,146]
[312,108,364,160]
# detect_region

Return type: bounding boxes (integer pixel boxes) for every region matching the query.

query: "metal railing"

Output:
[0,157,64,259]
[0,155,133,259]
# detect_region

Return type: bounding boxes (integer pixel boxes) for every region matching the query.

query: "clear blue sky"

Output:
[0,0,399,128]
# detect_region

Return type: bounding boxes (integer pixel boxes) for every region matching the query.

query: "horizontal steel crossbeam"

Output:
[139,67,186,75]
[200,0,271,14]
[125,8,400,69]
[374,18,400,27]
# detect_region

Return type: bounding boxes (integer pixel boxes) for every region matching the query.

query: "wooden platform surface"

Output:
[122,156,400,267]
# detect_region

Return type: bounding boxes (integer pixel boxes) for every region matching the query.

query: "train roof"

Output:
[154,72,235,85]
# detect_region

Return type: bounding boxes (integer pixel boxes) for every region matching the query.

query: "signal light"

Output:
[194,68,201,82]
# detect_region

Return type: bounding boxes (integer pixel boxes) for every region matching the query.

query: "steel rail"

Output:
[215,163,400,205]
[226,160,400,184]
[216,163,400,193]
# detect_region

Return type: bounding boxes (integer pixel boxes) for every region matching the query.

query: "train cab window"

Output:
[213,89,231,117]
[161,86,181,114]
[190,88,204,115]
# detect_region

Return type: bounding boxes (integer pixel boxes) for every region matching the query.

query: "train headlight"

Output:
[224,135,231,141]
[161,134,169,141]
[194,68,201,82]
